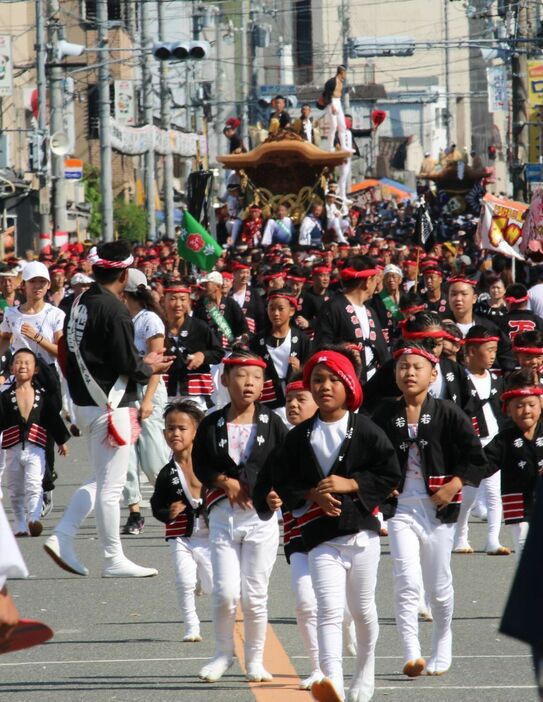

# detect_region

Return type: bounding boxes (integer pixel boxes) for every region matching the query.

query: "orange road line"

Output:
[234,608,312,701]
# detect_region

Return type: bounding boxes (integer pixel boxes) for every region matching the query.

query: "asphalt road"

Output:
[0,436,536,702]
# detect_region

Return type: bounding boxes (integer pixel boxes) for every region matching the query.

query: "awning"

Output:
[350,177,415,200]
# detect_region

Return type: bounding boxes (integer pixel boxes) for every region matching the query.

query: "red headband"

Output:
[303,350,363,411]
[422,267,443,277]
[222,271,234,280]
[286,380,306,395]
[286,275,306,283]
[232,262,251,271]
[312,266,331,274]
[448,276,477,287]
[464,336,500,345]
[501,386,543,412]
[505,295,528,305]
[393,347,439,365]
[88,246,134,269]
[442,331,465,346]
[223,357,267,369]
[340,267,379,281]
[512,346,543,355]
[401,305,426,315]
[264,272,285,281]
[268,292,298,308]
[402,329,446,341]
[164,287,190,294]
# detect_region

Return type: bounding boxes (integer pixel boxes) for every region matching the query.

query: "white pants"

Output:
[123,381,170,506]
[309,531,380,702]
[510,521,529,557]
[0,499,28,589]
[209,501,279,667]
[0,446,6,499]
[388,497,455,672]
[6,444,46,532]
[290,552,320,673]
[54,405,133,561]
[210,363,229,411]
[169,535,213,634]
[328,216,349,243]
[338,158,352,202]
[326,98,347,151]
[455,471,503,551]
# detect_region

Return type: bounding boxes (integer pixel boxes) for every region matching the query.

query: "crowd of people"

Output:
[0,205,543,701]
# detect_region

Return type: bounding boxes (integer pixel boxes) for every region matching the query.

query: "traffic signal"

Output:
[152,41,210,61]
[29,132,47,172]
[487,144,497,161]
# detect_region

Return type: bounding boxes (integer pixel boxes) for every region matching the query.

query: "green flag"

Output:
[177,210,222,272]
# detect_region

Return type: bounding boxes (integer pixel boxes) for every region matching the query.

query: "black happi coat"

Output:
[372,396,487,523]
[464,370,505,439]
[500,475,543,648]
[150,458,205,539]
[0,381,70,450]
[192,403,287,512]
[485,421,543,524]
[497,309,543,342]
[249,328,311,409]
[193,295,249,349]
[315,294,390,382]
[364,356,470,414]
[229,287,266,336]
[454,314,515,373]
[300,288,334,326]
[63,283,152,406]
[273,412,401,550]
[165,315,224,399]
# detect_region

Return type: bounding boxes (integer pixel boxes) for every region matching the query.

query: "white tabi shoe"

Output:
[198,654,233,682]
[102,556,158,578]
[44,533,89,576]
[300,670,324,690]
[246,663,273,682]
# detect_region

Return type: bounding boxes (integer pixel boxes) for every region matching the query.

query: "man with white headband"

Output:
[44,241,173,578]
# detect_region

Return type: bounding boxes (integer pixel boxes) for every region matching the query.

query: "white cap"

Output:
[124,267,149,293]
[200,271,223,285]
[383,264,403,279]
[70,272,93,286]
[22,261,50,282]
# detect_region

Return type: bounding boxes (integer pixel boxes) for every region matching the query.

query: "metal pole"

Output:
[97,0,114,241]
[215,13,224,160]
[511,0,530,201]
[141,0,156,239]
[47,0,68,240]
[158,0,174,239]
[35,0,50,240]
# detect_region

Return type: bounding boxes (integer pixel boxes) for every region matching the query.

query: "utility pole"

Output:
[215,12,224,159]
[158,0,174,239]
[341,0,351,111]
[35,0,50,239]
[97,0,114,241]
[47,0,68,241]
[511,0,532,201]
[141,0,156,239]
[443,0,451,145]
[240,0,250,145]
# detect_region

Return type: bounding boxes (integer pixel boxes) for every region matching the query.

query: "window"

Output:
[83,0,123,23]
[87,83,114,138]
[294,0,312,84]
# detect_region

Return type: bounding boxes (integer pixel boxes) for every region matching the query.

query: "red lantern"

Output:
[371,109,387,128]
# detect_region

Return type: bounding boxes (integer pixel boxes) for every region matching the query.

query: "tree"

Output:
[82,165,102,240]
[114,199,148,242]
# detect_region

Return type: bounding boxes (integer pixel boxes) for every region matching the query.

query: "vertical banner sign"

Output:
[0,36,13,97]
[487,66,508,113]
[527,61,543,163]
[114,80,135,126]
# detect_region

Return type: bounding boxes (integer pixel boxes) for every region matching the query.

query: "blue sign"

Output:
[259,84,296,97]
[526,163,543,182]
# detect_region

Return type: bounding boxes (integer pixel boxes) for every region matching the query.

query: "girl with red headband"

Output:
[193,350,287,684]
[485,369,543,555]
[372,340,487,678]
[249,289,311,420]
[454,326,509,556]
[274,347,401,702]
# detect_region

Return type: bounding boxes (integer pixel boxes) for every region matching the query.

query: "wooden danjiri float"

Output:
[217,129,351,222]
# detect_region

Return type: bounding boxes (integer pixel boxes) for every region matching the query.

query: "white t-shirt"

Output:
[457,321,474,337]
[352,302,376,380]
[1,303,65,364]
[429,363,445,399]
[310,412,349,476]
[400,424,427,498]
[232,288,246,309]
[468,370,499,446]
[132,309,165,357]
